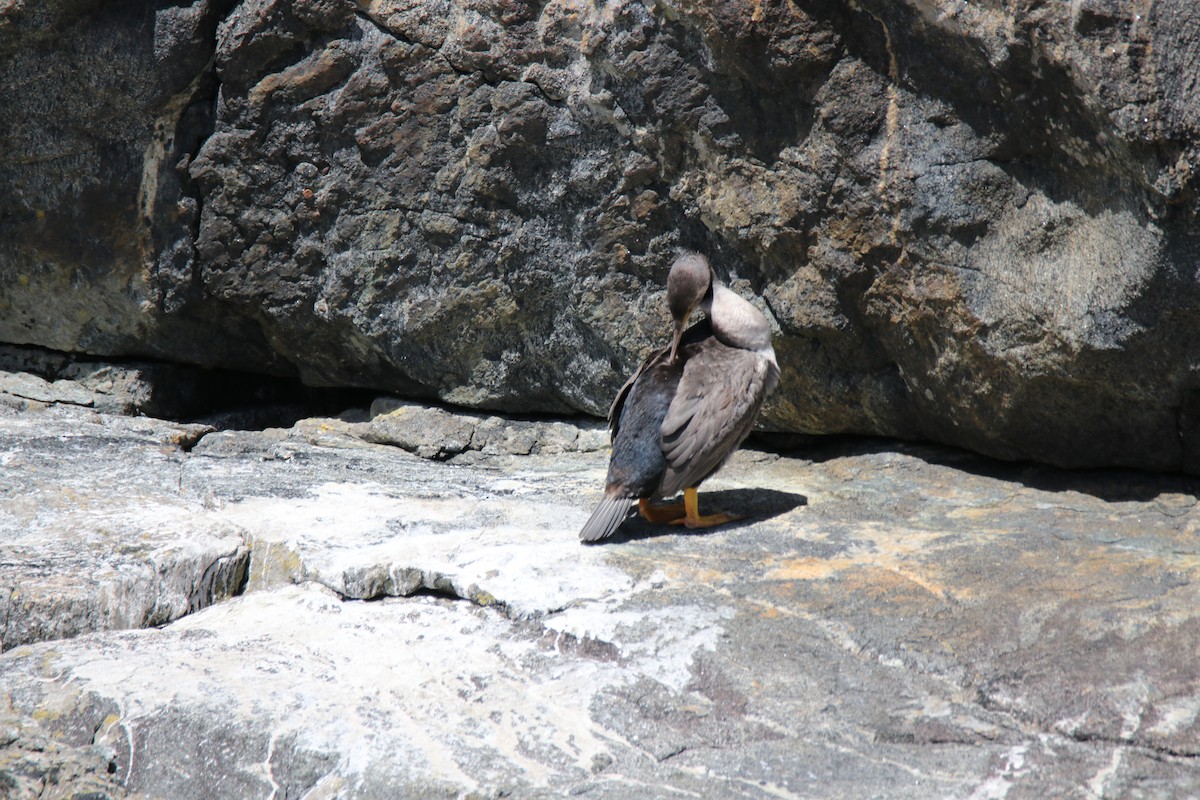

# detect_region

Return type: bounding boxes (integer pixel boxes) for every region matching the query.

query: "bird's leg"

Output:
[638,497,686,523]
[669,486,743,528]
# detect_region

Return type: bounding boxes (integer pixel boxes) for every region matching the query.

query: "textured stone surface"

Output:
[0,0,277,371]
[2,1,1200,472]
[3,401,1200,797]
[0,343,220,417]
[364,395,608,459]
[0,703,124,800]
[0,404,244,650]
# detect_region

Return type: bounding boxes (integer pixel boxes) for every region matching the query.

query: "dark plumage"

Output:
[579,253,779,543]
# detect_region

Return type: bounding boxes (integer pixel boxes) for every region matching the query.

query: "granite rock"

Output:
[2,401,1199,797]
[0,404,243,650]
[363,395,608,460]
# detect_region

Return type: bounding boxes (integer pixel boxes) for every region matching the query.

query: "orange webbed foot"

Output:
[667,487,744,529]
[638,498,686,524]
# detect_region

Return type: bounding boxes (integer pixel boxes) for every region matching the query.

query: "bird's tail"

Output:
[579,492,632,543]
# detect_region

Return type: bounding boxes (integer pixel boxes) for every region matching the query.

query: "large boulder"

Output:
[2,0,1199,471]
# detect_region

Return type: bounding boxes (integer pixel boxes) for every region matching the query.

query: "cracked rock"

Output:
[0,405,248,651]
[3,401,1200,796]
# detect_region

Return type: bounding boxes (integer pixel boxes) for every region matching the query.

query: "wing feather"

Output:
[608,318,713,441]
[658,341,776,496]
[608,345,668,440]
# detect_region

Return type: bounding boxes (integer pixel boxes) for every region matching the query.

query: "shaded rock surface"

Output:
[3,401,1200,797]
[3,0,1200,472]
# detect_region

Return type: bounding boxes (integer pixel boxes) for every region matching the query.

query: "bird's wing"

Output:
[657,342,776,496]
[608,345,670,440]
[608,319,713,441]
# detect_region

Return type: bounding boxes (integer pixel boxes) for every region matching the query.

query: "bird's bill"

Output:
[668,314,688,362]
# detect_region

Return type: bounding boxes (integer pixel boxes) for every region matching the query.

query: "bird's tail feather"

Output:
[579,493,632,543]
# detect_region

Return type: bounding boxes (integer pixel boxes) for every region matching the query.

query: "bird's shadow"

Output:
[595,488,808,544]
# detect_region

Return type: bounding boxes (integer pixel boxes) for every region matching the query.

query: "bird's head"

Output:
[666,252,714,362]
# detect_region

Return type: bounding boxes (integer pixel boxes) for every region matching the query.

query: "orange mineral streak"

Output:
[764,523,965,602]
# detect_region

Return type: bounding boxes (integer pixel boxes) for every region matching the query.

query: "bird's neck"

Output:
[706,284,774,354]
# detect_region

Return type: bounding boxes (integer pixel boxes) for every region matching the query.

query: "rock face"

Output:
[3,0,1200,471]
[3,400,1200,798]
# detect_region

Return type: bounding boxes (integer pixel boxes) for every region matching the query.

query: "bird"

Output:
[579,252,780,543]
